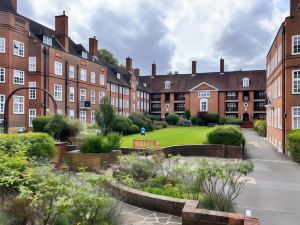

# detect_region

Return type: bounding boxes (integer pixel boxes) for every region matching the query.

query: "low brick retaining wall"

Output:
[66,150,121,171]
[109,183,259,225]
[120,144,244,159]
[54,142,68,168]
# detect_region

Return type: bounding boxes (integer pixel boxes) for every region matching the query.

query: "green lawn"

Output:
[121,126,213,148]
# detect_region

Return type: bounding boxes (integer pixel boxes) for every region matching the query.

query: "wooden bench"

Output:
[133,139,161,149]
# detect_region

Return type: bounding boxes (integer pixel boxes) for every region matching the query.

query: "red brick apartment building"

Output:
[266,0,300,154]
[0,0,150,132]
[140,60,266,124]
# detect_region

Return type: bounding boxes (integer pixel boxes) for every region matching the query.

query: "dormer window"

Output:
[143,83,147,87]
[165,81,171,89]
[243,78,250,88]
[82,51,88,59]
[117,73,121,79]
[43,35,52,46]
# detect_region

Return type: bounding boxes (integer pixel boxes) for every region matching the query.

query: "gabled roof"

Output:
[189,82,220,92]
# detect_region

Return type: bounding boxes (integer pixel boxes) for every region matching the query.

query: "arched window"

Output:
[243,78,250,88]
[165,81,171,89]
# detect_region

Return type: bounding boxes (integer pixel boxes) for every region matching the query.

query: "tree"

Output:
[96,96,115,135]
[184,110,191,120]
[166,113,179,125]
[97,49,118,66]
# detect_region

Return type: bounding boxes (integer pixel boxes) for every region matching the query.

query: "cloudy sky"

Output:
[19,0,289,75]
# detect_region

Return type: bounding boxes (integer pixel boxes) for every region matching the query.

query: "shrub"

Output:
[153,121,168,130]
[287,129,300,162]
[32,116,51,132]
[219,116,242,126]
[253,120,266,137]
[166,113,179,125]
[191,116,198,125]
[129,113,154,131]
[45,114,82,142]
[207,126,244,146]
[0,133,56,159]
[198,113,220,125]
[80,133,121,153]
[184,110,191,120]
[106,132,122,150]
[178,118,192,127]
[112,115,139,135]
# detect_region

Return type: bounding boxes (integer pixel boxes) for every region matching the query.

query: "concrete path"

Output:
[236,129,300,225]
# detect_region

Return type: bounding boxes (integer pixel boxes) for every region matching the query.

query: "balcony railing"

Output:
[226,107,238,112]
[151,108,161,112]
[151,97,161,102]
[243,96,249,101]
[174,97,185,101]
[254,106,266,112]
[226,96,238,101]
[174,108,185,112]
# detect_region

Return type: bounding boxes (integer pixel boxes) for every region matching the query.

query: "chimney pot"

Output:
[1,0,18,12]
[134,68,140,77]
[126,57,133,72]
[220,58,225,74]
[89,36,98,57]
[192,61,197,75]
[152,62,157,77]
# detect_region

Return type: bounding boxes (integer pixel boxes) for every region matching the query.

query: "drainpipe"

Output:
[76,64,80,119]
[65,61,69,115]
[43,46,49,116]
[282,26,287,155]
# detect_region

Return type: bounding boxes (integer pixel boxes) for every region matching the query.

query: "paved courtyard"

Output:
[236,129,300,225]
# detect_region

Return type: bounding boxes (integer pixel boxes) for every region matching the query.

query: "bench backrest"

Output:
[133,139,159,149]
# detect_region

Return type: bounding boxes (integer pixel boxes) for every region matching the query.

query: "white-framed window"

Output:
[57,109,63,115]
[200,98,208,112]
[292,35,300,55]
[227,92,236,97]
[29,109,36,127]
[132,104,135,112]
[100,74,105,85]
[29,82,36,99]
[54,84,62,101]
[137,101,140,110]
[80,89,86,101]
[165,81,171,89]
[82,51,88,59]
[54,61,63,76]
[117,73,121,79]
[292,70,300,94]
[13,70,24,85]
[111,97,114,106]
[292,107,300,129]
[198,91,210,98]
[13,40,24,57]
[0,95,5,114]
[119,87,123,94]
[111,84,116,92]
[43,35,52,46]
[80,111,87,124]
[91,90,96,104]
[132,92,136,100]
[28,57,36,72]
[0,68,5,83]
[99,91,105,103]
[0,37,5,53]
[69,65,75,78]
[80,69,87,81]
[243,78,250,88]
[116,98,119,107]
[69,110,75,120]
[91,72,96,83]
[278,76,281,97]
[137,91,140,98]
[69,87,75,102]
[13,96,24,114]
[91,110,96,124]
[278,108,282,129]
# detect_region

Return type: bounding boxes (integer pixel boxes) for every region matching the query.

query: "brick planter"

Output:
[66,150,121,171]
[109,183,260,225]
[54,142,68,168]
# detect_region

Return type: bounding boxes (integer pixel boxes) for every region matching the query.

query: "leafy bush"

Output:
[80,133,121,153]
[178,118,192,127]
[166,113,179,125]
[45,114,82,142]
[287,129,300,162]
[191,116,198,125]
[253,120,267,137]
[129,113,154,131]
[219,116,242,125]
[184,110,191,120]
[32,116,51,132]
[207,126,245,146]
[112,115,139,135]
[153,121,168,130]
[198,113,220,125]
[0,133,56,159]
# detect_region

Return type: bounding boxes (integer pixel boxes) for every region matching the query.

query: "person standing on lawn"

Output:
[140,127,146,136]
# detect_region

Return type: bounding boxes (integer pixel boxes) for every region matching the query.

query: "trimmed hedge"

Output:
[0,133,56,159]
[253,120,267,137]
[198,113,220,125]
[287,129,300,162]
[207,126,245,146]
[219,116,242,126]
[112,115,139,135]
[166,113,179,125]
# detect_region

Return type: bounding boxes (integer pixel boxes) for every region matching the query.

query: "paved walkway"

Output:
[236,129,300,225]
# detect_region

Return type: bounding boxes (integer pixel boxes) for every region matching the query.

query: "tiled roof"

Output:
[139,70,266,93]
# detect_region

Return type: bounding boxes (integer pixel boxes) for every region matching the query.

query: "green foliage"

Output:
[45,114,82,142]
[166,113,179,125]
[191,116,198,125]
[32,116,51,132]
[219,116,242,125]
[80,133,121,153]
[112,115,139,135]
[97,49,118,66]
[96,96,115,135]
[198,113,220,125]
[184,110,191,120]
[178,118,192,127]
[129,113,154,131]
[253,120,267,137]
[153,121,168,130]
[287,129,300,162]
[207,126,245,146]
[0,133,56,159]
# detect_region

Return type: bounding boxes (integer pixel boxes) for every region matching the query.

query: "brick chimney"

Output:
[55,11,69,51]
[290,0,300,16]
[134,68,140,77]
[192,61,197,75]
[126,57,132,72]
[89,36,98,57]
[151,62,156,78]
[220,58,225,75]
[0,0,17,12]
